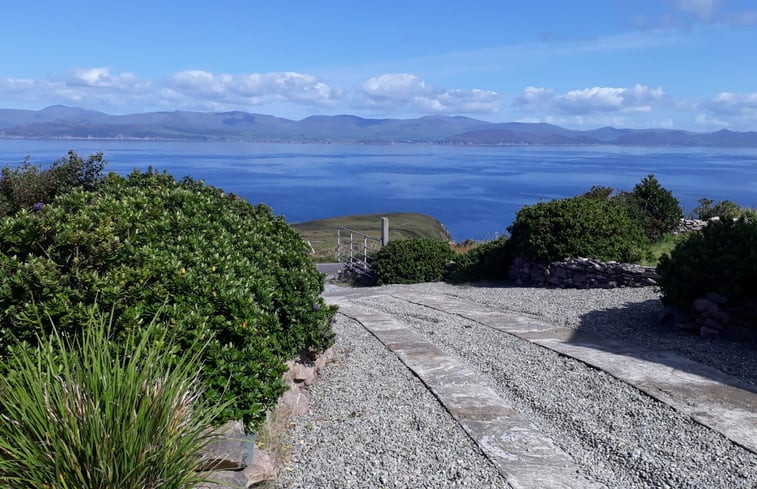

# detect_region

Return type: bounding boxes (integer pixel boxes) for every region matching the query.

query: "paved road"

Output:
[316,262,343,280]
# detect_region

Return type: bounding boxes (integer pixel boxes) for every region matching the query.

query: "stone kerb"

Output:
[197,347,335,488]
[508,256,660,289]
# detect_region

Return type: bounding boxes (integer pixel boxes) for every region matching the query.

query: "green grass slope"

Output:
[293,212,451,261]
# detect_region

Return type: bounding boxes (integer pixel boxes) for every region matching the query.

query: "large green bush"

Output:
[629,174,683,241]
[0,169,335,428]
[447,237,511,283]
[0,309,224,489]
[0,151,105,217]
[372,238,454,285]
[507,196,648,263]
[657,218,757,309]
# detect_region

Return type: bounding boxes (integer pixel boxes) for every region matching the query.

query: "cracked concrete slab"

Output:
[330,296,606,489]
[390,291,757,454]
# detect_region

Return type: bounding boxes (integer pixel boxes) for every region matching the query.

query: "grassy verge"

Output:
[642,232,689,266]
[292,212,452,262]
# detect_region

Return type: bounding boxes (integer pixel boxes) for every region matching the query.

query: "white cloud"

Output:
[361,73,429,100]
[695,113,731,127]
[555,84,664,114]
[359,73,501,114]
[516,86,554,107]
[0,77,36,93]
[68,67,146,90]
[694,91,757,128]
[169,70,341,107]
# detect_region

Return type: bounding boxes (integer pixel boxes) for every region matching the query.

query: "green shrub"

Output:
[447,237,511,283]
[372,238,455,285]
[629,174,683,241]
[692,198,748,221]
[507,196,648,263]
[0,168,335,429]
[657,218,757,310]
[0,151,105,216]
[0,308,224,489]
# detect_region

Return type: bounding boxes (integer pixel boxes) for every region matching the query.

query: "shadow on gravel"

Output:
[573,300,757,393]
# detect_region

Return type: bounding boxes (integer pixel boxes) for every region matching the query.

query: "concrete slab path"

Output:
[324,285,757,487]
[331,297,605,489]
[390,290,757,454]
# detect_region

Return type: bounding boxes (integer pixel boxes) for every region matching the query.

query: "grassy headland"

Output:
[293,212,451,261]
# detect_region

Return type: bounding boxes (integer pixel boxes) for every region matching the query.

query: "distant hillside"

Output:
[1,105,756,146]
[292,212,451,261]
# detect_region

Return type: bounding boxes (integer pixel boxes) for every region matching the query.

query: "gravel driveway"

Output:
[275,283,757,489]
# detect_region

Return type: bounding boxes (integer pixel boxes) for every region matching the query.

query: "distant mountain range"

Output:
[1,105,756,147]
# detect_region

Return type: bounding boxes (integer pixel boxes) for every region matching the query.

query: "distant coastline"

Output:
[2,105,756,147]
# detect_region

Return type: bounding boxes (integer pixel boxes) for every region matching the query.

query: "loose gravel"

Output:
[277,283,757,488]
[274,315,510,489]
[406,282,757,385]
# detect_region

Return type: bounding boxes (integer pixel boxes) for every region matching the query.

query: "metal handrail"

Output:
[337,227,382,274]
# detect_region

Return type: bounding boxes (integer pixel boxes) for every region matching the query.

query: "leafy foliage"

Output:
[0,308,224,489]
[657,218,757,309]
[0,151,105,216]
[447,237,511,283]
[371,238,455,285]
[582,185,614,200]
[506,196,648,263]
[629,174,683,241]
[692,198,745,221]
[0,168,335,428]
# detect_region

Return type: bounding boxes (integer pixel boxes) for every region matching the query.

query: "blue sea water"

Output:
[2,139,756,241]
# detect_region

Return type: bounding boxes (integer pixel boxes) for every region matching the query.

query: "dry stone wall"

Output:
[663,293,757,341]
[508,256,660,289]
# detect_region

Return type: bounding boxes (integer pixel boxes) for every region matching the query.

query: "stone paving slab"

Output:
[390,291,757,454]
[329,296,605,489]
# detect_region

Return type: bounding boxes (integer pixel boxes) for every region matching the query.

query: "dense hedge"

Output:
[657,218,757,309]
[506,196,649,263]
[447,237,511,283]
[371,238,455,285]
[0,169,335,428]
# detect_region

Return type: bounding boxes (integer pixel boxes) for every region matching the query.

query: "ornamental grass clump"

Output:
[0,308,225,489]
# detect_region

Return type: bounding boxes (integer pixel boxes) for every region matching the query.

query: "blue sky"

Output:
[1,0,756,130]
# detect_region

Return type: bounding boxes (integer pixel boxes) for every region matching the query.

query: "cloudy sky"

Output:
[2,0,756,130]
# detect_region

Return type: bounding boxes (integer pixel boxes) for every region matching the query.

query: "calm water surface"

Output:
[2,139,756,240]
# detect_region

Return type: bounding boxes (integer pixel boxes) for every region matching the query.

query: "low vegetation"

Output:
[506,195,649,263]
[0,151,105,217]
[0,309,224,489]
[372,237,455,285]
[657,217,757,311]
[0,158,335,430]
[293,212,451,261]
[447,237,510,283]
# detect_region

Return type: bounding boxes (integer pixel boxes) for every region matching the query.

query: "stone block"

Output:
[198,420,253,471]
[246,448,275,485]
[277,384,310,416]
[314,347,335,372]
[197,469,249,489]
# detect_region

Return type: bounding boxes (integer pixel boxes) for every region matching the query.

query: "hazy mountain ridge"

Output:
[1,105,756,147]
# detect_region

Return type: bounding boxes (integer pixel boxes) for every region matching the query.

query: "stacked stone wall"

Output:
[508,256,659,289]
[663,294,757,341]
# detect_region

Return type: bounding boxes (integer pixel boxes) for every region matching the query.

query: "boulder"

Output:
[198,420,253,471]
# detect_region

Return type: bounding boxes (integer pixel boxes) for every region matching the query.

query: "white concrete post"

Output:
[381,217,389,246]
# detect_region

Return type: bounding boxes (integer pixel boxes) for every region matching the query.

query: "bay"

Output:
[1,139,756,241]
